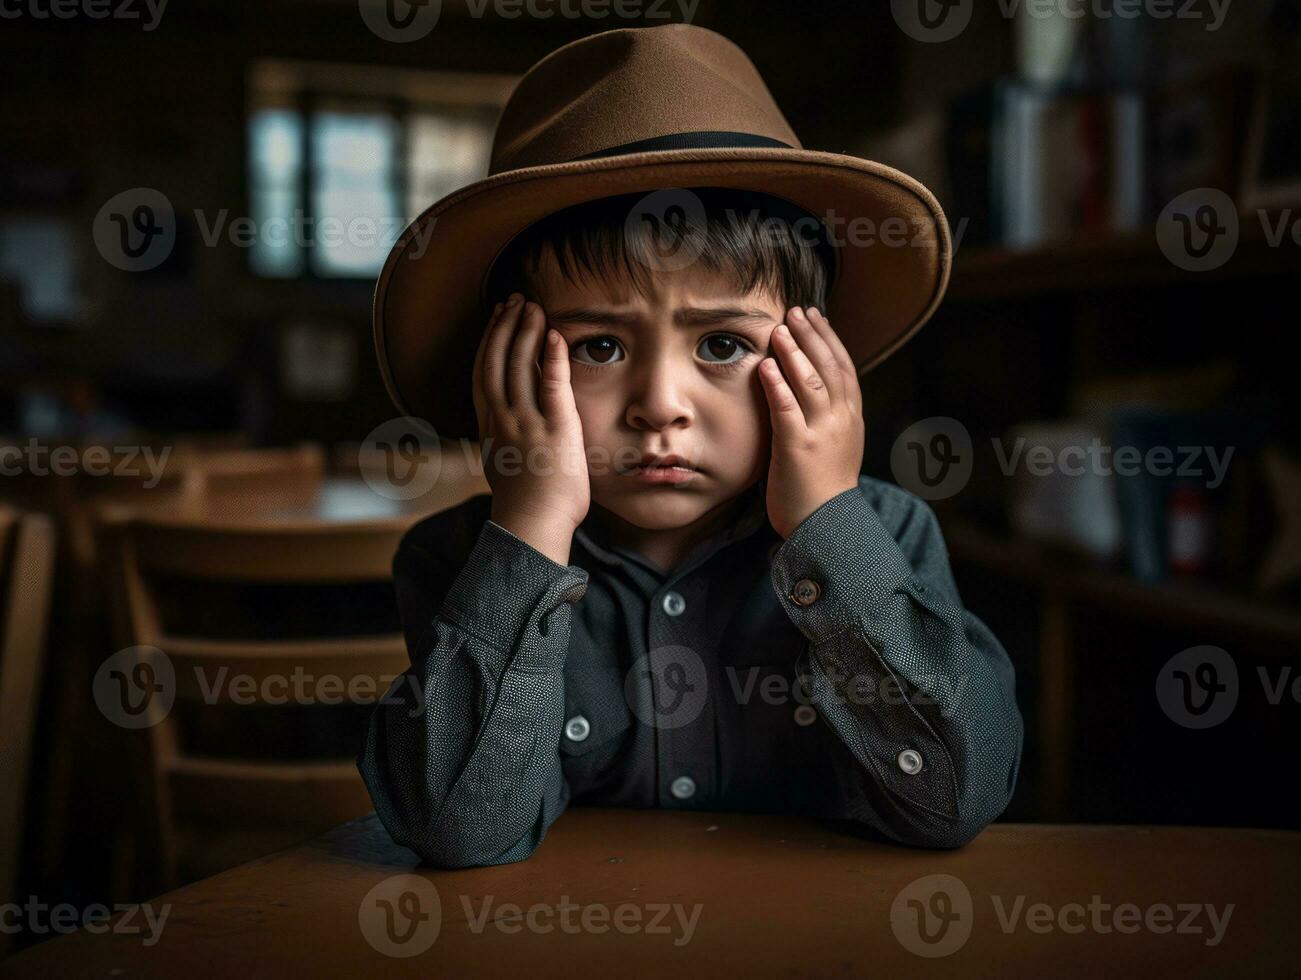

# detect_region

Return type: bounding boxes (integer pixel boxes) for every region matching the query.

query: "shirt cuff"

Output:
[770,483,916,643]
[438,517,589,672]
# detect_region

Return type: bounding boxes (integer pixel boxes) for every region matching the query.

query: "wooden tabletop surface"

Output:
[4,808,1298,978]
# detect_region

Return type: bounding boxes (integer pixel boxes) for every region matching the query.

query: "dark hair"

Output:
[484,187,833,313]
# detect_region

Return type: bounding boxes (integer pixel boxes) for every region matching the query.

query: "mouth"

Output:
[626,453,701,485]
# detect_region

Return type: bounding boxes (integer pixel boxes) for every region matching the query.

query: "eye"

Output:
[697,333,754,365]
[571,336,624,366]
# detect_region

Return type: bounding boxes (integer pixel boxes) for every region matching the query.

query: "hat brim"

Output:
[373,147,951,440]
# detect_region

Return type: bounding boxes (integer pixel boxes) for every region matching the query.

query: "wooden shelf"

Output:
[944,519,1301,646]
[947,210,1301,301]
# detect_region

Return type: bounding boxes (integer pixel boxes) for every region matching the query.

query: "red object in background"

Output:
[1078,94,1108,235]
[1168,484,1210,577]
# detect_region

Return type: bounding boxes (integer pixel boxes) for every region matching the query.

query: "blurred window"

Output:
[246,61,512,279]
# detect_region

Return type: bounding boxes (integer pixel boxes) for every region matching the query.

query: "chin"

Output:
[595,486,720,531]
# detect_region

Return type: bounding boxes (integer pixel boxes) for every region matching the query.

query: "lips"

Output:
[636,453,695,470]
[627,452,700,484]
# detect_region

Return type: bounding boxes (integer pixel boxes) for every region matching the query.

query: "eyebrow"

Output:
[546,305,775,330]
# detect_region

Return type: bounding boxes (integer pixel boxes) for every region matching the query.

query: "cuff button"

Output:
[897,748,924,775]
[790,579,822,606]
[564,715,591,742]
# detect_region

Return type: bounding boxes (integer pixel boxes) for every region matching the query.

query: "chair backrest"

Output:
[0,508,56,947]
[184,443,326,510]
[103,510,413,887]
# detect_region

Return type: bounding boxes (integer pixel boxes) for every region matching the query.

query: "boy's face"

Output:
[530,251,784,533]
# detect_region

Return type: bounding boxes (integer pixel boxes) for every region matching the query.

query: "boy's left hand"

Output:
[758,306,865,540]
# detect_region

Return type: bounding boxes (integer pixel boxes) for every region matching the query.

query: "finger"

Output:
[786,307,843,401]
[804,306,859,403]
[758,356,807,434]
[804,307,861,412]
[483,293,525,416]
[805,306,856,377]
[472,300,506,436]
[507,301,547,416]
[538,328,577,422]
[770,321,831,416]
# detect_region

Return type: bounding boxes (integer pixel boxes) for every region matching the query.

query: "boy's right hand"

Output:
[472,293,590,566]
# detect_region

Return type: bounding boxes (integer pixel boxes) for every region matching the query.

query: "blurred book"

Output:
[1105,406,1259,585]
[998,80,1082,249]
[985,81,1137,249]
[1004,418,1124,563]
[946,86,1001,248]
[945,66,1257,251]
[1146,65,1256,214]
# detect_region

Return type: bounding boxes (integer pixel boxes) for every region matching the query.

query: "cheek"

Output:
[570,386,619,440]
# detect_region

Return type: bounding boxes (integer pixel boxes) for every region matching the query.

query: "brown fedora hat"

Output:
[374,23,951,439]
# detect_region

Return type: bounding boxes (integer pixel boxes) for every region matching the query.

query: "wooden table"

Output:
[4,809,1298,978]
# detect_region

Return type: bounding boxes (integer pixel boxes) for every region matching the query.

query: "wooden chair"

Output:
[333,438,489,504]
[0,508,56,957]
[15,442,328,903]
[182,443,325,512]
[102,511,411,891]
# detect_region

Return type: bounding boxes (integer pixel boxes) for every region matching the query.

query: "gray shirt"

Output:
[358,474,1024,868]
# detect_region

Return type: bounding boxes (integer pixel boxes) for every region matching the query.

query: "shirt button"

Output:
[661,591,686,617]
[670,775,696,799]
[897,748,924,775]
[794,705,817,726]
[564,715,590,742]
[790,579,822,606]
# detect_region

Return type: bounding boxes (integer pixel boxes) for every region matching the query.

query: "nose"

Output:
[625,350,693,432]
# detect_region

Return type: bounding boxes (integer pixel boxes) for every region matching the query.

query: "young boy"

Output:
[360,25,1022,868]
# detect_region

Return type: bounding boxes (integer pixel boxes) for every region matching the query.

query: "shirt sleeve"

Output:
[357,515,588,868]
[769,478,1024,848]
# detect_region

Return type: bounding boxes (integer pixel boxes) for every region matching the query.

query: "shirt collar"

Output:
[574,478,770,575]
